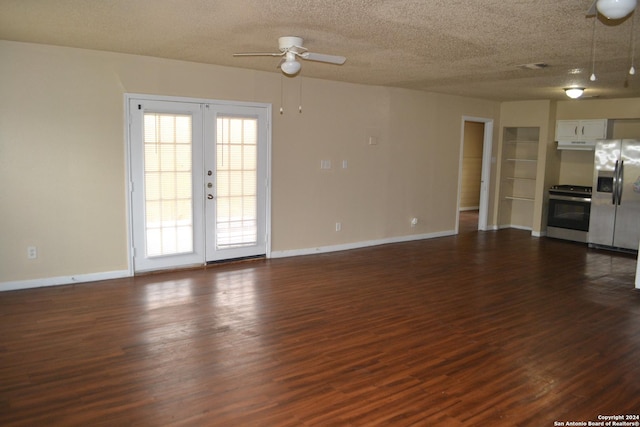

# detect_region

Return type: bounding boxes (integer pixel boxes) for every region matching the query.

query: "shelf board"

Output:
[505,158,537,162]
[504,196,535,202]
[505,140,538,144]
[505,176,536,181]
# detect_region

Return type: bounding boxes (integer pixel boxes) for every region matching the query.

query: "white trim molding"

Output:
[458,116,494,233]
[270,230,456,259]
[0,270,129,292]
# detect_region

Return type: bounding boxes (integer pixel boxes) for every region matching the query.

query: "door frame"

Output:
[124,93,272,275]
[456,116,494,232]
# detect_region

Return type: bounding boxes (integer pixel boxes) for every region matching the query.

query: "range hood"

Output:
[557,140,597,150]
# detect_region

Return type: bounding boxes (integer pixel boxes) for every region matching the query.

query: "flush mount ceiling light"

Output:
[564,87,585,99]
[597,0,637,19]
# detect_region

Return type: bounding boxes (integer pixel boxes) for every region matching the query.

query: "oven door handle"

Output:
[548,195,592,203]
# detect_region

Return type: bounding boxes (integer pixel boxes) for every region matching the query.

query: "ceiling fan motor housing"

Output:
[279,36,304,52]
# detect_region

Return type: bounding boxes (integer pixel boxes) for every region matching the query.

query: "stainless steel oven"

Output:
[547,185,592,243]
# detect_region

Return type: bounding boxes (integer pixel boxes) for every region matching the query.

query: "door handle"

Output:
[617,160,624,205]
[613,160,619,205]
[208,194,214,200]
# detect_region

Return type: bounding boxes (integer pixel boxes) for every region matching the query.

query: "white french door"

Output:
[204,104,269,262]
[128,97,270,273]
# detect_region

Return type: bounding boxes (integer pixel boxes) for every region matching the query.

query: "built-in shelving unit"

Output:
[499,127,540,229]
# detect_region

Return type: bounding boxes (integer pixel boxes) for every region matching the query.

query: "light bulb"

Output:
[281,60,301,75]
[564,88,585,99]
[590,73,597,81]
[597,0,637,19]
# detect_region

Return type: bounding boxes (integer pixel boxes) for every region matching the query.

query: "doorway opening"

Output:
[457,117,494,233]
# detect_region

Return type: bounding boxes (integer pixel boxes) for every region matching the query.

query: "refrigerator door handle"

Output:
[612,160,619,205]
[617,160,624,205]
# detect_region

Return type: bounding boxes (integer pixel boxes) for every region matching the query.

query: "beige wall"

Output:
[0,41,501,286]
[556,99,640,120]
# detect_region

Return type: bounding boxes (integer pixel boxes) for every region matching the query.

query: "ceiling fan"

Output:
[233,36,346,76]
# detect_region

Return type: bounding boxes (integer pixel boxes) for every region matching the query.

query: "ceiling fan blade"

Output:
[289,44,308,54]
[300,52,346,65]
[586,0,597,16]
[233,52,284,57]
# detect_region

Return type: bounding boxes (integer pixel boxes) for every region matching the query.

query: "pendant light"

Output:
[597,0,637,20]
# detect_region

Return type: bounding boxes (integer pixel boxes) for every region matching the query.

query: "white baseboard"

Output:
[481,224,499,231]
[270,230,456,259]
[0,230,464,290]
[0,270,130,292]
[498,224,532,231]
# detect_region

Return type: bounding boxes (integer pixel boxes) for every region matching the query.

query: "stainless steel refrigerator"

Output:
[589,139,640,251]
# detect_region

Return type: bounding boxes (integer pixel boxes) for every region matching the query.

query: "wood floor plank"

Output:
[1,223,640,426]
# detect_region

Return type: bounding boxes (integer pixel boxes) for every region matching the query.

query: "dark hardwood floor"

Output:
[1,226,640,426]
[459,209,479,233]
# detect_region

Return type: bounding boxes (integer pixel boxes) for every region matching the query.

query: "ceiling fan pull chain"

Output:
[591,11,598,81]
[299,78,303,113]
[629,10,636,75]
[280,74,284,114]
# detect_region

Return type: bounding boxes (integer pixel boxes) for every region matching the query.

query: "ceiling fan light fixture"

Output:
[234,36,345,77]
[596,0,637,19]
[281,60,301,75]
[564,87,585,99]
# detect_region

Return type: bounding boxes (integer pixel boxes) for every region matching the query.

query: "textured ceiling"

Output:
[1,0,639,101]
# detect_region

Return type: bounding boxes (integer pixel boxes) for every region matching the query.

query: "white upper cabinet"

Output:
[555,119,609,141]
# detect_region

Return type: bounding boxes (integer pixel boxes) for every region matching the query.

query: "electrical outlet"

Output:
[411,218,418,227]
[335,222,342,232]
[27,246,37,259]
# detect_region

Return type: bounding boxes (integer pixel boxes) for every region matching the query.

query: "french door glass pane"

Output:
[143,113,193,257]
[216,116,257,249]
